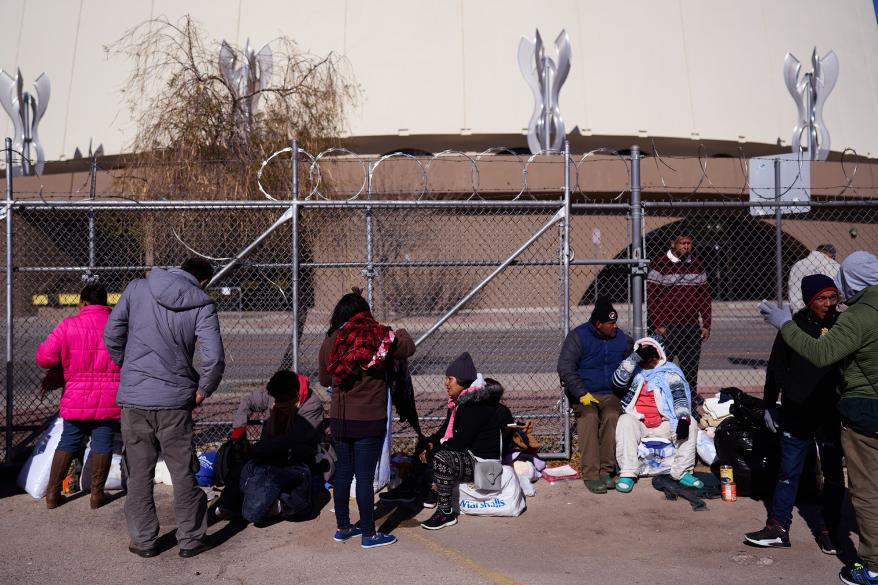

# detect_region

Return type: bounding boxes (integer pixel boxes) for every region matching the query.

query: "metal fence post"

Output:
[774,157,784,307]
[630,145,644,338]
[5,138,14,461]
[365,161,374,306]
[561,139,572,458]
[88,154,97,275]
[291,140,300,372]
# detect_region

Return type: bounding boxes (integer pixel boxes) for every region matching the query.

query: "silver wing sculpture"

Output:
[783,47,838,161]
[219,39,273,133]
[0,68,50,175]
[518,29,571,154]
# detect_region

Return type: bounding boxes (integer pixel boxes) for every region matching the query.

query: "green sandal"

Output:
[678,472,704,489]
[615,477,636,493]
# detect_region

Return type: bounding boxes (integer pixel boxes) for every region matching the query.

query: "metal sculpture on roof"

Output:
[518,29,571,154]
[219,39,273,133]
[0,68,50,175]
[783,47,839,161]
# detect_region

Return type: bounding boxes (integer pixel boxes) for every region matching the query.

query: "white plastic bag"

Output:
[459,465,526,517]
[81,431,125,491]
[81,453,125,491]
[696,428,717,465]
[154,459,173,485]
[637,438,675,476]
[17,417,65,499]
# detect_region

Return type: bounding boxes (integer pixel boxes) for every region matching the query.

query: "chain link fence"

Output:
[2,144,877,463]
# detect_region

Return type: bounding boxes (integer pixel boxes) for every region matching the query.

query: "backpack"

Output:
[213,435,251,487]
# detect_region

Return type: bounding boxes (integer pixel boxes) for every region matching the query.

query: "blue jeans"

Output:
[333,435,384,536]
[770,428,845,530]
[57,419,118,454]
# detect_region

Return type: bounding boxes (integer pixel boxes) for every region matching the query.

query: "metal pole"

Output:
[561,140,571,337]
[208,207,293,288]
[365,162,374,306]
[5,138,14,462]
[630,145,644,339]
[88,155,97,274]
[774,157,784,307]
[365,208,374,306]
[561,139,572,458]
[290,140,300,372]
[415,207,564,347]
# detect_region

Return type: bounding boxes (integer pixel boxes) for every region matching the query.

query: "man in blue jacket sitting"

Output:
[557,297,632,494]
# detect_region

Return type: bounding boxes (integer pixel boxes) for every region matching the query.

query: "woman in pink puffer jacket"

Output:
[35,284,121,510]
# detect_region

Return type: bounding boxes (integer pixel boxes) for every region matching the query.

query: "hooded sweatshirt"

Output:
[781,251,878,434]
[103,267,226,410]
[613,338,692,432]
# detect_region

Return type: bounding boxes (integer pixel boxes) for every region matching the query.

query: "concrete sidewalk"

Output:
[0,473,856,585]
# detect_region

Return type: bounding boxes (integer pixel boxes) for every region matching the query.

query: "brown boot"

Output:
[46,450,75,509]
[89,453,113,509]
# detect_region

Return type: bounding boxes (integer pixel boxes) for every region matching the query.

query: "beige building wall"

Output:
[2,1,878,161]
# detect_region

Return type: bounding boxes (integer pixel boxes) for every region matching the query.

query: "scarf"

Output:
[327,311,395,383]
[440,375,485,444]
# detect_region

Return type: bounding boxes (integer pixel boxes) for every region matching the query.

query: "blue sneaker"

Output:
[840,563,878,585]
[333,523,363,542]
[361,532,397,549]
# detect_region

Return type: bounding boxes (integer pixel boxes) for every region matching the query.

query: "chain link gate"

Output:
[4,141,635,462]
[5,139,877,465]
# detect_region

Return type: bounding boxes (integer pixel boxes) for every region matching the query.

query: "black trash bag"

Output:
[723,387,767,428]
[714,415,779,498]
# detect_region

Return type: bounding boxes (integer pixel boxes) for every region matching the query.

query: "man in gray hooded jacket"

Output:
[104,258,225,559]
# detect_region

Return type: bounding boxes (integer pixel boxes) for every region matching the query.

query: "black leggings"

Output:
[432,449,474,512]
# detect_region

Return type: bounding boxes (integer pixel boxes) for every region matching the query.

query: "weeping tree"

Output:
[109,15,355,199]
[104,16,358,319]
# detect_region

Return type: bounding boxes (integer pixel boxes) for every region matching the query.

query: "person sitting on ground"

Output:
[215,370,323,523]
[611,337,702,493]
[35,283,122,510]
[380,360,514,509]
[418,353,505,530]
[557,296,632,494]
[744,274,845,553]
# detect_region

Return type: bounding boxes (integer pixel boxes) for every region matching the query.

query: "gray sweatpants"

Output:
[121,407,207,550]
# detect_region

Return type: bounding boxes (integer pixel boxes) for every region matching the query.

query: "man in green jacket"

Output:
[760,250,878,585]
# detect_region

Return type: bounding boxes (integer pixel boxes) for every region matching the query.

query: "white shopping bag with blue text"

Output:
[459,464,526,517]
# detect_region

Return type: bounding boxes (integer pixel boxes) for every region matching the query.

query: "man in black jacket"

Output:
[744,274,845,553]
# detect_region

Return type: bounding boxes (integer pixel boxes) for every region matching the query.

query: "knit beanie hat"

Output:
[446,352,477,383]
[590,296,618,324]
[801,274,837,306]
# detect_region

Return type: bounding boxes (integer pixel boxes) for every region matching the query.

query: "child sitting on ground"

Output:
[611,337,703,493]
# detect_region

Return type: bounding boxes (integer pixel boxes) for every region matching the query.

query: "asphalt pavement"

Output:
[0,468,856,585]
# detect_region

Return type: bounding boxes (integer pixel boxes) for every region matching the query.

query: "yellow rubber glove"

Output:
[579,392,600,407]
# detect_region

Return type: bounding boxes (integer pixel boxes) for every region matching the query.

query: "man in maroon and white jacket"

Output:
[646,234,711,402]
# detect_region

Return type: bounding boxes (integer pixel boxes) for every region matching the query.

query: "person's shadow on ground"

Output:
[373,499,426,534]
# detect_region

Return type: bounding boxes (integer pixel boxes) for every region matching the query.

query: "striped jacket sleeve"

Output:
[666,371,690,415]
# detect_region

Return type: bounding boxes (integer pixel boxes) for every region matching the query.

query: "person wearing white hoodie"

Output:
[787,244,840,313]
[611,337,702,493]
